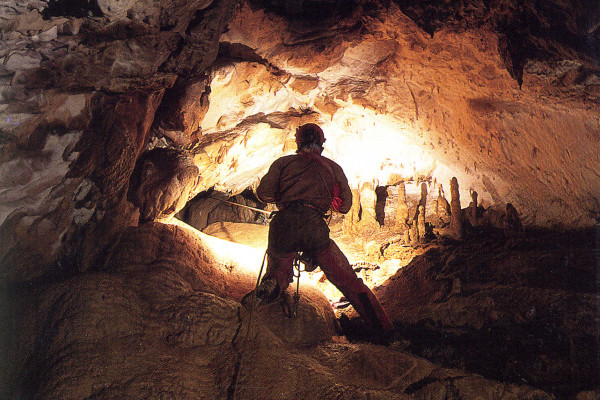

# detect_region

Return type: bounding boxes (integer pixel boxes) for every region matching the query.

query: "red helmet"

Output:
[295,123,325,149]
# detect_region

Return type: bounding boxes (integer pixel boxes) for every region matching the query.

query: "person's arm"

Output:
[256,159,282,204]
[332,162,352,214]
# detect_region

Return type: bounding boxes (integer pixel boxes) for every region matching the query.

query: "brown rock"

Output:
[395,182,409,228]
[436,187,451,226]
[342,187,361,236]
[449,177,463,239]
[504,202,524,239]
[417,205,426,242]
[359,182,379,231]
[468,189,478,226]
[152,77,211,147]
[128,148,199,222]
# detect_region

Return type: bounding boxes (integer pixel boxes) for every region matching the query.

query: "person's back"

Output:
[256,150,351,214]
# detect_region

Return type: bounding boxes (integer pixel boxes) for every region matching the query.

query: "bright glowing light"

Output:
[320,103,437,187]
[167,218,266,284]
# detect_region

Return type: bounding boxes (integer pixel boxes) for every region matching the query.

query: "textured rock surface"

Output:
[0,0,598,399]
[1,0,598,281]
[128,148,199,222]
[197,0,600,229]
[376,228,599,397]
[2,220,561,400]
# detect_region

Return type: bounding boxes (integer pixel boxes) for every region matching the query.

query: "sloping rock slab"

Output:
[376,228,599,397]
[2,221,557,400]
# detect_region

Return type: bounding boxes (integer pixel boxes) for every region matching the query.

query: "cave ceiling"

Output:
[0,0,599,280]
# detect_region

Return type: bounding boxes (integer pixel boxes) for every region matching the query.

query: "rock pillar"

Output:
[436,187,451,226]
[417,205,426,242]
[342,187,361,235]
[359,182,379,231]
[468,190,478,226]
[450,177,463,239]
[504,203,523,238]
[395,182,409,228]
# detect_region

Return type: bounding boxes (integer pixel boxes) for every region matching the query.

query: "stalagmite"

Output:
[504,202,524,239]
[395,182,409,228]
[410,219,419,246]
[359,182,379,231]
[403,228,410,244]
[436,187,451,226]
[417,205,426,242]
[469,190,478,226]
[342,187,361,235]
[419,182,428,210]
[450,177,463,239]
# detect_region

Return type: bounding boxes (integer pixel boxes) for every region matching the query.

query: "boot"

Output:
[316,240,394,332]
[262,249,296,297]
[241,250,295,309]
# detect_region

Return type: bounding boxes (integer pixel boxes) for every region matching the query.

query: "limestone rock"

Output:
[342,187,360,235]
[359,182,379,231]
[417,205,426,242]
[395,182,409,228]
[435,187,451,226]
[449,177,463,239]
[128,148,199,222]
[2,220,560,400]
[377,229,599,396]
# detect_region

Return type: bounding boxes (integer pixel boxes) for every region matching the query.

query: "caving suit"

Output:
[256,148,393,331]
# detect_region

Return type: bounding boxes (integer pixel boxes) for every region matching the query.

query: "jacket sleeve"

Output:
[256,158,281,204]
[331,162,352,214]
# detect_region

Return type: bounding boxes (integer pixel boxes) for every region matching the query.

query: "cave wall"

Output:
[0,1,599,398]
[197,1,600,230]
[0,0,598,278]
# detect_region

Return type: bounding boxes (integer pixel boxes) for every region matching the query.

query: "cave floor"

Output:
[202,218,600,398]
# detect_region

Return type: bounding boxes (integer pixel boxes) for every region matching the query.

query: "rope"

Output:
[230,250,268,400]
[230,250,311,397]
[291,256,302,318]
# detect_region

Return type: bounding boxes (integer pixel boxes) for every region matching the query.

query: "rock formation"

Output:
[449,177,464,239]
[128,148,199,222]
[417,205,426,242]
[468,189,478,226]
[342,187,361,235]
[395,182,409,228]
[0,0,599,398]
[435,187,451,226]
[359,182,379,231]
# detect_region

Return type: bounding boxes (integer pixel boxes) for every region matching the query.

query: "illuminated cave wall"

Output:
[180,2,600,229]
[0,0,599,282]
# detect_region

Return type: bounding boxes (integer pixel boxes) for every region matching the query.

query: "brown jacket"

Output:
[256,149,352,214]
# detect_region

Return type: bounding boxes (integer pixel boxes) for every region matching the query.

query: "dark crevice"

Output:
[393,0,600,83]
[42,0,103,19]
[247,0,358,22]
